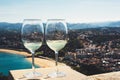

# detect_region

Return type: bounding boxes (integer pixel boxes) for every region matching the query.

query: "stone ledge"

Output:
[10,66,86,80]
[90,71,120,80]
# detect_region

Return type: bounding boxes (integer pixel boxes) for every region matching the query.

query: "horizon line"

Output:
[0,20,120,24]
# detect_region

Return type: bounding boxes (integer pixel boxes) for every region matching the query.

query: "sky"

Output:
[0,0,120,23]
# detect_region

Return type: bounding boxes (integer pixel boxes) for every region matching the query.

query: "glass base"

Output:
[24,72,42,79]
[48,72,66,78]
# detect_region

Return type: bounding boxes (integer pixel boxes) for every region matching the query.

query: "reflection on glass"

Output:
[21,19,44,78]
[45,19,68,78]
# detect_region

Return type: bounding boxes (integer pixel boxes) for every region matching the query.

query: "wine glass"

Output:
[45,19,68,78]
[21,19,44,78]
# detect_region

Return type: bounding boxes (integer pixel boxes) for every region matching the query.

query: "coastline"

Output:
[0,49,65,68]
[1,49,120,80]
[0,49,31,56]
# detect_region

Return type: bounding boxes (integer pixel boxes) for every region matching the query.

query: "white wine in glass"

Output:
[21,19,44,78]
[45,19,68,78]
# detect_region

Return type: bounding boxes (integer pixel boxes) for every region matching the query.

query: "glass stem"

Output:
[31,51,35,73]
[55,51,58,73]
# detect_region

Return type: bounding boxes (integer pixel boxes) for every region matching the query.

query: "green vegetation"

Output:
[0,73,8,80]
[72,64,105,75]
[35,51,43,56]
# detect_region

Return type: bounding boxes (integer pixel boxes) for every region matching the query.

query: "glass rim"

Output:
[47,19,65,21]
[23,19,42,21]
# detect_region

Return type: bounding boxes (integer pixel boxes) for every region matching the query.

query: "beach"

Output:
[0,49,31,56]
[0,49,65,68]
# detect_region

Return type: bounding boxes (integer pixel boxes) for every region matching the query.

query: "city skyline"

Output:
[0,0,120,23]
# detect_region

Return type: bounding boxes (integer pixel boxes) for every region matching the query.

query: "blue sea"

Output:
[0,52,39,76]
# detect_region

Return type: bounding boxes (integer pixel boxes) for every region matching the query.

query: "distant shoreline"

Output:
[0,49,30,56]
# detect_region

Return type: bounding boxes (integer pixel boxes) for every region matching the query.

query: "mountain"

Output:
[0,22,22,33]
[0,21,120,31]
[67,21,120,30]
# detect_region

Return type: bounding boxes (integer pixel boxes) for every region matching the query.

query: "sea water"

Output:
[0,52,39,76]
